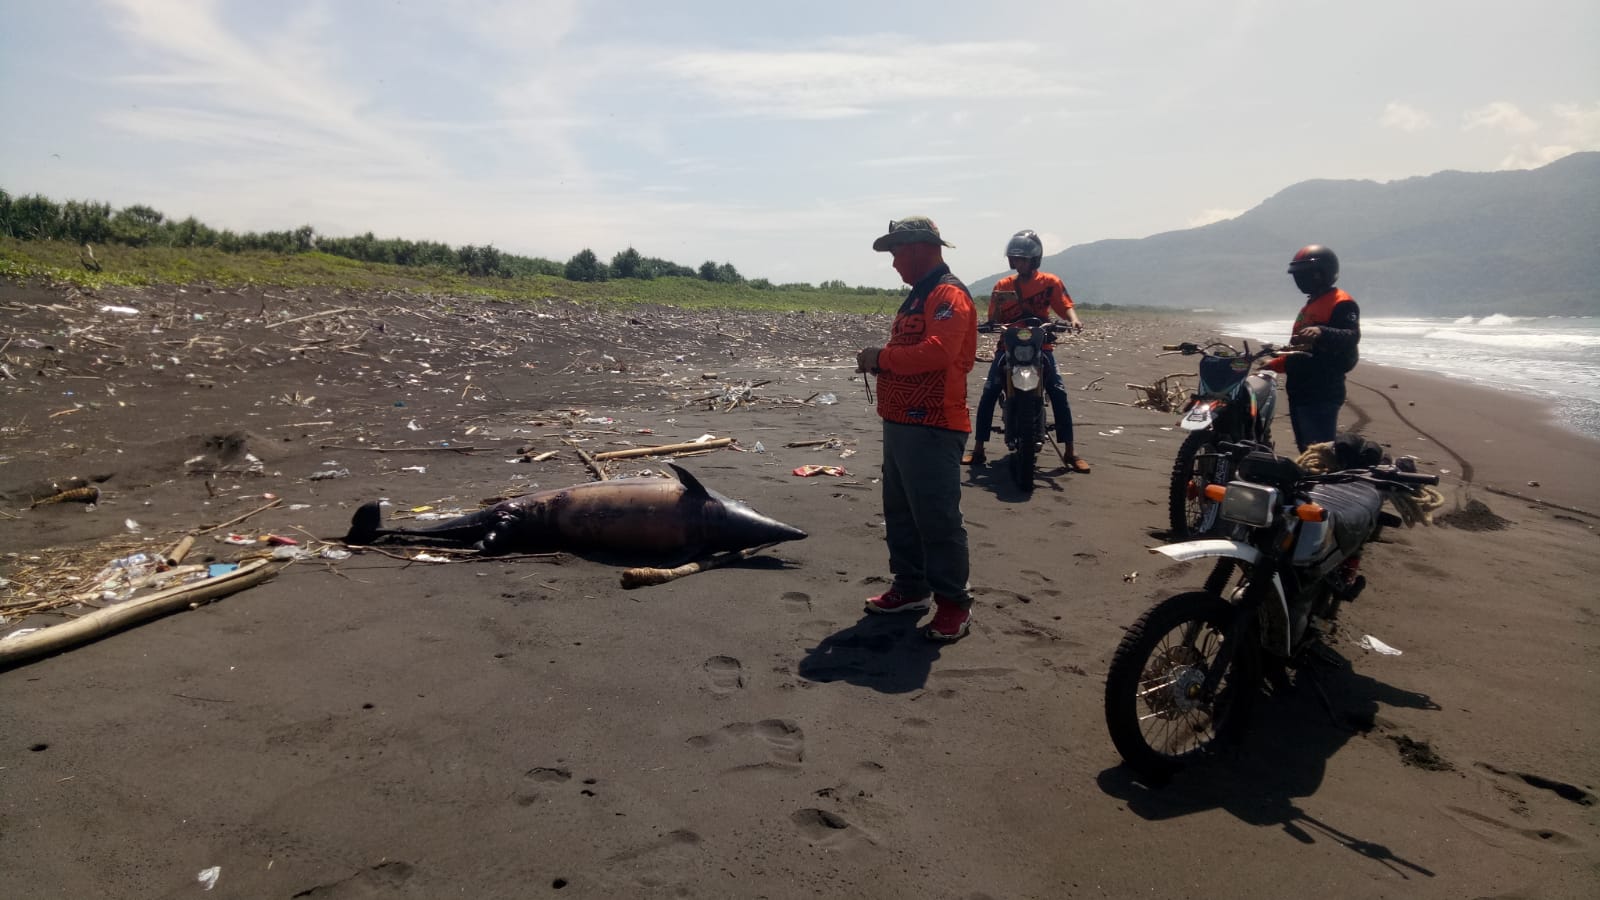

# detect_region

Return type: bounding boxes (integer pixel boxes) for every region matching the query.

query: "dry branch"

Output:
[0,560,279,669]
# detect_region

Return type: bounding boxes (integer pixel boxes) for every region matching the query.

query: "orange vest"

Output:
[989,272,1074,350]
[877,265,977,431]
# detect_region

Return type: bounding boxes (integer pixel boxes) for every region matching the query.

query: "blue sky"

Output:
[3,0,1597,287]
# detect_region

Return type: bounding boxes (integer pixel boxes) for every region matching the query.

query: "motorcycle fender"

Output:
[1011,365,1042,392]
[1179,400,1214,431]
[1150,541,1292,657]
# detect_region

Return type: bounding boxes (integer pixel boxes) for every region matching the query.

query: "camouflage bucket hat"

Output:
[872,216,955,252]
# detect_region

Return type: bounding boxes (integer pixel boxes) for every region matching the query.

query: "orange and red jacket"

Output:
[1264,288,1361,401]
[988,272,1074,350]
[876,264,977,432]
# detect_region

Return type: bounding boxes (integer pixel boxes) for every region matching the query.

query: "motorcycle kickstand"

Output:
[1301,665,1349,732]
[1045,430,1068,468]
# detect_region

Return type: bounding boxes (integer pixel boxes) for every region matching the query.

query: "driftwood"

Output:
[592,438,734,461]
[198,498,282,535]
[0,559,279,669]
[564,439,608,481]
[621,543,780,589]
[265,307,360,329]
[162,535,196,567]
[319,444,485,453]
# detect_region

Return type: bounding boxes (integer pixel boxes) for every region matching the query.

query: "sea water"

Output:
[1223,314,1600,440]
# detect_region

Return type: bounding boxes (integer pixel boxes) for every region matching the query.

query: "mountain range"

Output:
[970,151,1600,316]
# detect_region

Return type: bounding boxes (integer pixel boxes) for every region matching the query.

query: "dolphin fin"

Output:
[668,463,710,497]
[345,501,384,544]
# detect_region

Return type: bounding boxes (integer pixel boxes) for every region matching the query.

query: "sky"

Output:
[3,0,1597,288]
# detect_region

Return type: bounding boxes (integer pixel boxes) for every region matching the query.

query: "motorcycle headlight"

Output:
[1218,481,1278,527]
[1011,365,1041,391]
[1011,344,1037,364]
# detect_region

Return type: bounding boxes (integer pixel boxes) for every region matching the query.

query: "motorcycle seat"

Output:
[1309,482,1382,554]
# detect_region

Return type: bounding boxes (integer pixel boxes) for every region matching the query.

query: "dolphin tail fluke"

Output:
[345,501,384,545]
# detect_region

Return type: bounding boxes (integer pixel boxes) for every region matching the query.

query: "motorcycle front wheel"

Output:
[1006,396,1038,492]
[1168,431,1230,538]
[1104,591,1261,781]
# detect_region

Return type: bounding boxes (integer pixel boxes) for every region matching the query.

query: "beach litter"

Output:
[1357,634,1403,656]
[793,465,848,477]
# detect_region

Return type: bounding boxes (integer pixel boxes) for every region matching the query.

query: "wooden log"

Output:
[0,560,279,669]
[164,535,196,567]
[563,439,608,481]
[592,438,734,461]
[620,543,779,589]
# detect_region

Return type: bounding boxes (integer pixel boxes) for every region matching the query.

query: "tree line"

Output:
[0,189,899,295]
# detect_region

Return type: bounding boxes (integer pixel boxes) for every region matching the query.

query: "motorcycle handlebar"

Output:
[1377,468,1441,486]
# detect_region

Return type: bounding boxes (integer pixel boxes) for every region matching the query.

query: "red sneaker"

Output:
[924,598,972,642]
[864,587,932,615]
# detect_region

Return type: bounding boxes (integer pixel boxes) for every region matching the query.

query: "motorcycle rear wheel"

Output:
[1104,591,1261,781]
[1168,431,1230,538]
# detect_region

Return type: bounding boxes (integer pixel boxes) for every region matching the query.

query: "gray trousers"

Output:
[881,421,972,608]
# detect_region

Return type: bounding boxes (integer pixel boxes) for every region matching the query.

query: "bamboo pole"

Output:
[621,543,779,589]
[592,438,734,461]
[0,560,279,669]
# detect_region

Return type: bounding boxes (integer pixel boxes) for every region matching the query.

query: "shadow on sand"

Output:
[797,612,949,694]
[1097,645,1443,880]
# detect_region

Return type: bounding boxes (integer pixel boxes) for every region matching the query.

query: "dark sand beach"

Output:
[2,281,1596,899]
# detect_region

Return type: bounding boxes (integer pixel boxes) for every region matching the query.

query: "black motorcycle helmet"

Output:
[1287,244,1339,296]
[1005,230,1044,271]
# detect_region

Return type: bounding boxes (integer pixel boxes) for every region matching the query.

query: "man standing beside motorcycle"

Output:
[855,216,979,642]
[963,230,1090,473]
[1265,244,1361,451]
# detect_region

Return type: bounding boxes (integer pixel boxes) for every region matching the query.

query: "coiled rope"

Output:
[1294,442,1445,527]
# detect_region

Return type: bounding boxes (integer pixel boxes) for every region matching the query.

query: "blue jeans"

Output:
[974,350,1074,445]
[1289,398,1342,451]
[880,421,972,608]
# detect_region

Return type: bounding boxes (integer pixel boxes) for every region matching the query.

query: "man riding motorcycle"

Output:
[965,230,1089,473]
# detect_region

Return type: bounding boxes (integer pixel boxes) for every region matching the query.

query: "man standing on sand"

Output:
[855,217,978,642]
[1265,244,1361,451]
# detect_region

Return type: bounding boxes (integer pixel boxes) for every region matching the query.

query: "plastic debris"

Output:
[792,465,848,477]
[99,305,139,315]
[1357,634,1403,656]
[814,393,838,405]
[197,866,220,891]
[124,518,141,533]
[222,534,257,545]
[320,548,352,560]
[208,563,240,577]
[309,468,351,480]
[400,465,427,474]
[414,552,451,563]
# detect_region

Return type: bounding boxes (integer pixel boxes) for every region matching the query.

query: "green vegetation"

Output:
[0,188,908,308]
[0,237,916,313]
[0,188,1182,316]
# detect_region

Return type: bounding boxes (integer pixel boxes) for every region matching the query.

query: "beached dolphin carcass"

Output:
[343,464,807,559]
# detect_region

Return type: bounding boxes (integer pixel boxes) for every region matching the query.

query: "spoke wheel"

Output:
[1104,591,1261,780]
[1168,431,1230,537]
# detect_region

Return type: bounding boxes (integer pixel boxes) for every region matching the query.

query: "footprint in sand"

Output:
[790,807,876,850]
[1441,805,1583,851]
[686,718,805,771]
[1475,762,1597,807]
[781,591,813,612]
[703,655,745,692]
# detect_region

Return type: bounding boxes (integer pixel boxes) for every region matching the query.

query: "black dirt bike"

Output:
[978,317,1074,492]
[1104,439,1439,781]
[1162,340,1284,538]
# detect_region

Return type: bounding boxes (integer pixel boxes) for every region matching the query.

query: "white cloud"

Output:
[1188,208,1244,228]
[1380,101,1431,133]
[1495,100,1600,170]
[1462,101,1538,134]
[658,39,1084,119]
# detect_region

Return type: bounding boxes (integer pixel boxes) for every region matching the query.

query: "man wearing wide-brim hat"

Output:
[855,216,978,642]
